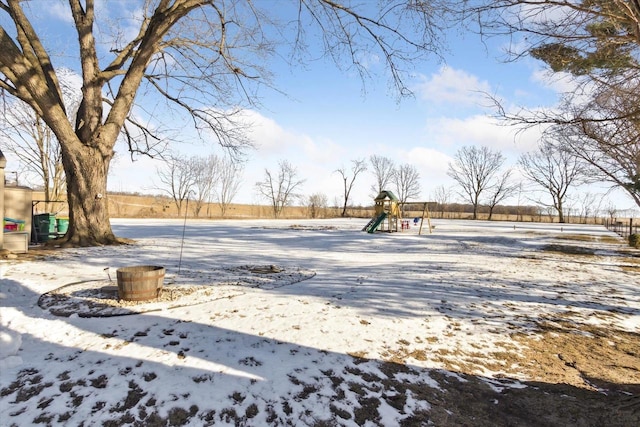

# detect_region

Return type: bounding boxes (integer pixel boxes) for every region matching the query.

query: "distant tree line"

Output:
[3,1,640,246]
[154,152,243,217]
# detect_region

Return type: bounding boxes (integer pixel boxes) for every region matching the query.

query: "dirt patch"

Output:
[512,321,640,394]
[426,371,638,427]
[541,244,596,256]
[288,224,338,231]
[37,280,229,317]
[376,321,640,426]
[383,324,640,392]
[37,265,316,317]
[10,246,61,261]
[616,250,640,272]
[554,234,622,244]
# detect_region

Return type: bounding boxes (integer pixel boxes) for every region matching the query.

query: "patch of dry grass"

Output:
[541,244,596,256]
[512,321,640,393]
[617,253,640,273]
[554,234,623,244]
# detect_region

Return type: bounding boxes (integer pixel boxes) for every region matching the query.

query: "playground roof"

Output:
[374,190,399,202]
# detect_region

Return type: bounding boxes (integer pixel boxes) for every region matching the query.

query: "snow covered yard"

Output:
[1,218,639,426]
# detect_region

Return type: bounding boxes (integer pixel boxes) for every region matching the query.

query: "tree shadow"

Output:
[12,218,639,327]
[2,219,639,425]
[1,278,638,426]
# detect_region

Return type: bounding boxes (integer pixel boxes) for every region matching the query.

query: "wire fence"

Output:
[603,218,639,239]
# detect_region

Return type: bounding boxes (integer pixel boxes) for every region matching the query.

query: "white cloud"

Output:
[227,110,545,205]
[104,107,354,204]
[227,110,354,204]
[414,66,492,107]
[529,67,600,112]
[239,110,296,154]
[530,68,577,94]
[425,115,541,156]
[108,153,163,194]
[394,147,455,200]
[519,2,573,26]
[236,110,343,164]
[46,2,73,23]
[302,136,346,165]
[356,52,381,71]
[398,147,452,178]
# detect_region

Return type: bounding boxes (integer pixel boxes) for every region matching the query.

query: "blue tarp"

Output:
[4,217,25,224]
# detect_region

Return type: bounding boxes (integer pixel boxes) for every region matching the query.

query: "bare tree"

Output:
[457,1,640,209]
[447,146,505,220]
[216,156,243,217]
[307,193,328,219]
[432,185,452,218]
[155,154,196,216]
[393,163,421,214]
[514,182,525,221]
[605,203,619,222]
[0,1,448,246]
[255,160,305,218]
[191,155,220,217]
[336,159,368,217]
[576,192,599,224]
[0,71,80,211]
[1,108,65,211]
[369,155,396,197]
[486,169,518,220]
[459,1,640,79]
[553,89,640,207]
[518,140,586,223]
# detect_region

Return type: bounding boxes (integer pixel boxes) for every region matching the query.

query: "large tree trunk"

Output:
[60,140,118,246]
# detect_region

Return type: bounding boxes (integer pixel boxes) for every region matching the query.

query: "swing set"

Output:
[362,190,432,235]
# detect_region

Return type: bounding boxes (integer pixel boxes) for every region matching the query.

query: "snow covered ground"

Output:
[1,218,638,426]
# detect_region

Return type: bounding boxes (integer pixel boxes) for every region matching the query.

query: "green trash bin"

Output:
[34,213,56,242]
[56,217,69,235]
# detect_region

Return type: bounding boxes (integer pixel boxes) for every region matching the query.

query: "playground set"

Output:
[362,190,432,235]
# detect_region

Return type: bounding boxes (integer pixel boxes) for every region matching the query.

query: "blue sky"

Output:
[2,1,637,213]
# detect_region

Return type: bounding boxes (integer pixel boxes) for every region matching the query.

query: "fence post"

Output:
[631,218,634,237]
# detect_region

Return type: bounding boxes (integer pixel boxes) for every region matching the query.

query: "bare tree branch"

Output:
[519,138,587,222]
[369,154,396,197]
[216,155,243,216]
[336,158,367,217]
[154,153,197,215]
[0,0,449,246]
[447,145,506,219]
[393,163,421,212]
[255,160,305,218]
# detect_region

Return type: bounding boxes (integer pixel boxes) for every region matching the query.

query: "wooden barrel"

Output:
[116,265,164,301]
